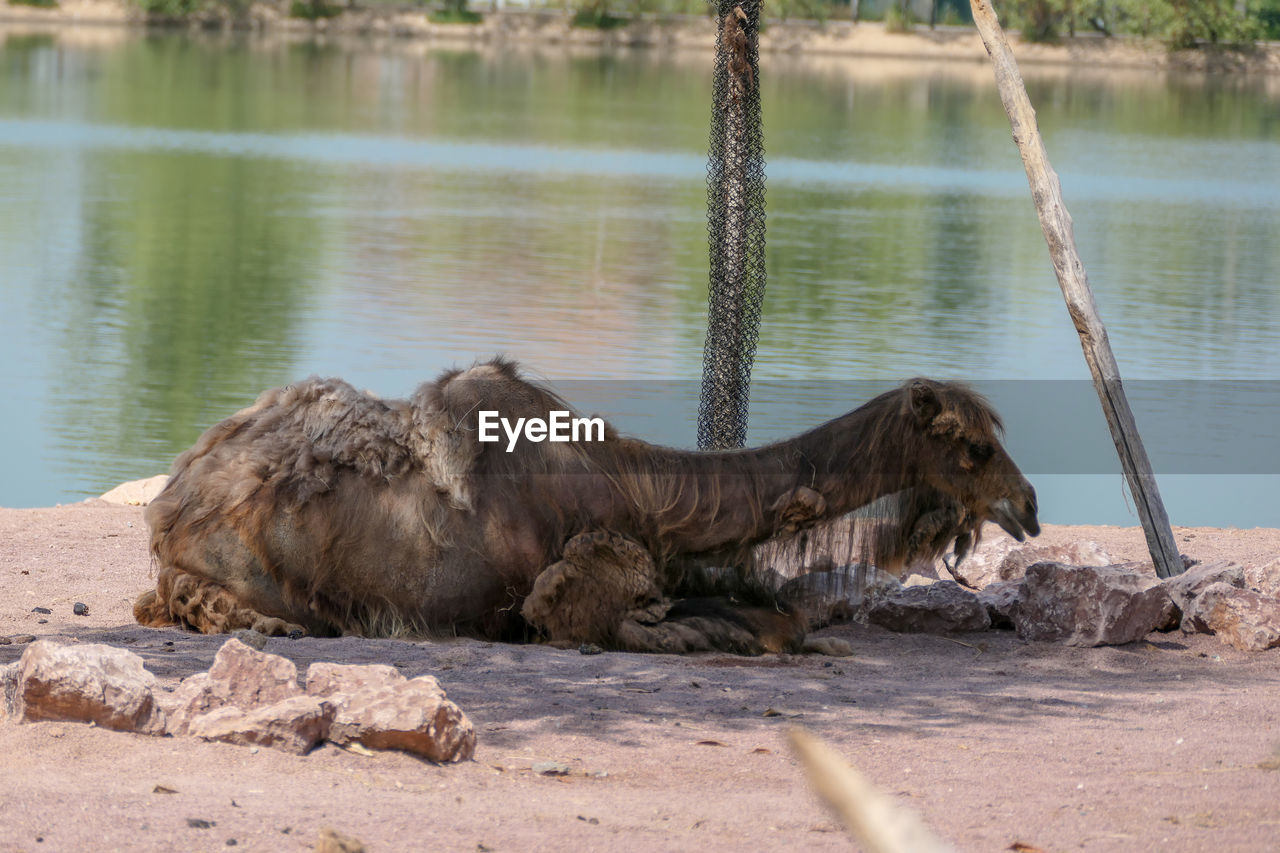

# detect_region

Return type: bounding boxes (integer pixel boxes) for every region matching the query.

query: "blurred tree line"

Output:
[465,0,1280,45]
[993,0,1280,45]
[492,0,1280,44]
[798,0,1280,44]
[119,0,1280,45]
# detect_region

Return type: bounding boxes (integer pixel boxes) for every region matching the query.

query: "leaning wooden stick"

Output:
[787,728,954,853]
[969,0,1184,579]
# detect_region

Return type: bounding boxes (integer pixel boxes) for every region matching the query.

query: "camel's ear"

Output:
[909,380,941,425]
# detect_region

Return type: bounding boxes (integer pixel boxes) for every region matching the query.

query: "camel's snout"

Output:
[1021,483,1040,537]
[992,485,1039,541]
[1021,492,1040,538]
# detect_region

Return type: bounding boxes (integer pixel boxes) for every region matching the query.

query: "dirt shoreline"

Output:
[3,2,1280,76]
[2,501,1279,851]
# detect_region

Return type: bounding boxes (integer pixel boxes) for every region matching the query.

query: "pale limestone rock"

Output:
[1243,558,1280,597]
[10,641,163,733]
[947,539,1112,589]
[305,662,405,698]
[1161,560,1245,630]
[1015,562,1178,647]
[98,475,169,506]
[187,695,333,755]
[1000,541,1111,582]
[866,581,991,634]
[306,662,476,762]
[1186,583,1280,652]
[976,580,1022,630]
[1,660,19,717]
[162,638,302,736]
[863,564,905,598]
[779,564,900,628]
[940,535,1025,589]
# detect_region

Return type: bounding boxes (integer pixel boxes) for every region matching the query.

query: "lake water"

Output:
[1,30,1278,526]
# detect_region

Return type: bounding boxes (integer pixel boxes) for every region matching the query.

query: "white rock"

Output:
[98,475,170,506]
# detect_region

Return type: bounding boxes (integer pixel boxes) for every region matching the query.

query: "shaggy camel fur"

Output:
[135,358,1039,654]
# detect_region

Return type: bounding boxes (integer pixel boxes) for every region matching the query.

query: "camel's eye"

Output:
[968,441,994,463]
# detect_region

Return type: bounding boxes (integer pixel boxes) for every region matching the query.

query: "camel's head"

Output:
[901,378,1039,559]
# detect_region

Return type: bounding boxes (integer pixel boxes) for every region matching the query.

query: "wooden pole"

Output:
[969,0,1185,578]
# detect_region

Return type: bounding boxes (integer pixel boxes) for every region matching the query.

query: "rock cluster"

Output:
[1,638,476,760]
[815,542,1280,652]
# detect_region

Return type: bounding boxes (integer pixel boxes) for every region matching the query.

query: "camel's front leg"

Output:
[520,530,669,648]
[521,531,807,655]
[615,597,807,655]
[134,567,307,638]
[902,496,970,566]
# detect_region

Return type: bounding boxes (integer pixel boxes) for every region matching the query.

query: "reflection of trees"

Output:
[1078,202,1279,376]
[326,169,708,379]
[1024,73,1278,140]
[49,151,322,491]
[704,63,1022,380]
[742,187,1011,379]
[6,30,1277,501]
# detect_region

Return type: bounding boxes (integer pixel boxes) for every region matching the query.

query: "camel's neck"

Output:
[578,404,917,556]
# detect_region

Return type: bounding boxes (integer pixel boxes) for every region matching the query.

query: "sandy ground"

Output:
[2,502,1280,852]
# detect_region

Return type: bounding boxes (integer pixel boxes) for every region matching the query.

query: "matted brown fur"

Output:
[136,358,1038,653]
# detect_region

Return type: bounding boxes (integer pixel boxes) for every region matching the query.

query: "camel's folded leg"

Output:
[521,530,805,655]
[800,636,854,657]
[615,598,806,655]
[520,530,666,647]
[134,567,306,637]
[903,498,968,565]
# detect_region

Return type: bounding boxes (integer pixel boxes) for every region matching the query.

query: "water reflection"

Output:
[42,149,323,493]
[0,30,1277,525]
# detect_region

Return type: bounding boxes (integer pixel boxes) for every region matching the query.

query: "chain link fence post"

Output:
[697,0,767,451]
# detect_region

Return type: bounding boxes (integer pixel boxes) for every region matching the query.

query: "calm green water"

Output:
[1,31,1278,525]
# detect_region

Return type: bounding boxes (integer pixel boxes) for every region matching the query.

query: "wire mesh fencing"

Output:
[697,0,767,451]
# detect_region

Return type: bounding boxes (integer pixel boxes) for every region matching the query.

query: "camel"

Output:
[134,358,1039,654]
